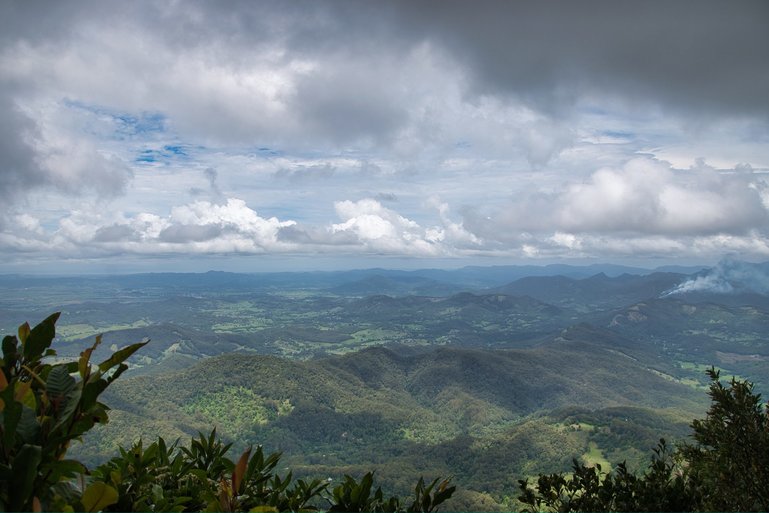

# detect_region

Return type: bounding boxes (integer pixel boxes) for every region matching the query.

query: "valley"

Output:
[1,261,767,511]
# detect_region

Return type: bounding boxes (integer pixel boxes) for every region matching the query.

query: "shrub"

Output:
[0,313,146,511]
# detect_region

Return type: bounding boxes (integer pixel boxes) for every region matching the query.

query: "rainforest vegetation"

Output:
[2,313,768,512]
[0,314,454,512]
[1,264,769,511]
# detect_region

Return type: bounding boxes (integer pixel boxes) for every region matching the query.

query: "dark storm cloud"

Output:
[390,0,769,119]
[175,0,768,122]
[290,68,408,146]
[5,1,765,160]
[171,0,769,122]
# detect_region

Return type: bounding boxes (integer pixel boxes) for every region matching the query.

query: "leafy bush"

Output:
[518,368,769,512]
[0,313,146,511]
[682,368,769,511]
[93,430,455,512]
[0,314,454,512]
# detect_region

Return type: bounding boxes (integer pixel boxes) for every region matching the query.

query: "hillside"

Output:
[73,326,705,510]
[493,272,686,311]
[5,262,768,510]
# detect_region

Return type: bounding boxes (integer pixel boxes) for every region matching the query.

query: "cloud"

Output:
[3,197,481,259]
[51,198,297,255]
[394,1,769,121]
[1,2,768,268]
[324,198,483,256]
[188,167,225,203]
[330,199,440,255]
[0,95,133,210]
[273,163,336,183]
[375,192,398,202]
[0,1,588,167]
[0,95,44,201]
[557,159,768,235]
[469,158,769,239]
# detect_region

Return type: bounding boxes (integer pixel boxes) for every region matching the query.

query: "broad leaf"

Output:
[46,365,76,400]
[23,313,60,361]
[97,340,148,373]
[16,406,41,443]
[9,444,42,512]
[233,447,252,495]
[2,335,17,363]
[18,322,30,344]
[81,482,118,512]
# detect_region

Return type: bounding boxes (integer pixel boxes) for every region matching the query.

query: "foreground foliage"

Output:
[0,313,146,511]
[92,429,455,512]
[4,312,769,512]
[518,368,769,512]
[0,314,454,512]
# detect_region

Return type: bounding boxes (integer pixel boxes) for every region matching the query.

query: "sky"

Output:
[1,1,768,273]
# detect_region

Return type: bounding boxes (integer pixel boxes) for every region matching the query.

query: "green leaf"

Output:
[42,459,88,481]
[2,335,17,362]
[10,444,42,512]
[78,340,98,379]
[47,365,76,399]
[80,482,118,512]
[1,386,21,446]
[97,340,149,373]
[23,312,60,361]
[51,388,82,433]
[14,380,35,408]
[17,405,41,443]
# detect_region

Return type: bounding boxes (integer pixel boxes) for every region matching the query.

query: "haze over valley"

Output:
[3,260,768,510]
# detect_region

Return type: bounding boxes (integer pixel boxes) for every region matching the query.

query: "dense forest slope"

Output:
[4,262,768,510]
[73,326,705,510]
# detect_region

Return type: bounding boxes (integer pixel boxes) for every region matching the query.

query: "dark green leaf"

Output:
[46,365,76,399]
[97,340,148,373]
[16,405,40,443]
[23,312,60,361]
[9,444,42,512]
[2,335,17,362]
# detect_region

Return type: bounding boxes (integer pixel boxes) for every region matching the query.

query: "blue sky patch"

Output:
[135,144,192,165]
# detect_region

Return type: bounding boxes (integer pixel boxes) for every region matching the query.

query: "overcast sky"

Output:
[1,1,768,273]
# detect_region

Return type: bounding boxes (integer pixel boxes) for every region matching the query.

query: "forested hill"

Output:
[73,325,705,510]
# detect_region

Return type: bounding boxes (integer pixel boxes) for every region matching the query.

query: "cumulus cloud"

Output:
[0,196,485,260]
[557,159,768,235]
[50,198,297,255]
[469,158,769,239]
[321,197,483,256]
[1,1,768,268]
[330,199,440,256]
